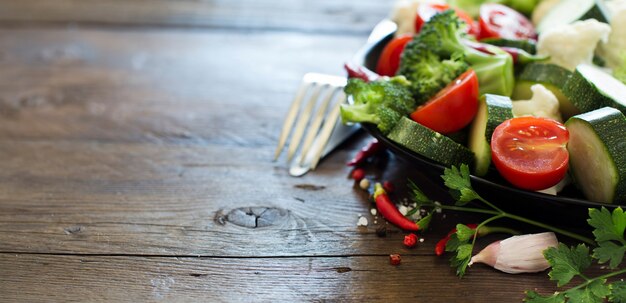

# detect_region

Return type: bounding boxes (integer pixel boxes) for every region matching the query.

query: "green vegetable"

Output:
[565,107,626,204]
[397,46,468,104]
[340,76,416,134]
[614,53,626,85]
[468,94,513,176]
[563,64,626,114]
[524,207,626,303]
[481,37,537,54]
[386,116,475,168]
[406,10,514,97]
[536,0,611,33]
[513,63,578,119]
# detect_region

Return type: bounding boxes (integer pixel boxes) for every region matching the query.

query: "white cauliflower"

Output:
[390,0,447,37]
[512,84,562,122]
[597,0,626,70]
[537,19,611,71]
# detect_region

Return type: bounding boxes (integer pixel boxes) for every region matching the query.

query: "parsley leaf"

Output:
[566,279,609,303]
[408,179,432,207]
[455,224,475,242]
[609,281,626,303]
[544,243,592,287]
[524,291,565,303]
[588,207,626,268]
[441,164,479,206]
[444,225,475,277]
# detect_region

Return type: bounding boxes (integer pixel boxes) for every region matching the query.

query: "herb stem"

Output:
[564,268,626,294]
[503,213,594,245]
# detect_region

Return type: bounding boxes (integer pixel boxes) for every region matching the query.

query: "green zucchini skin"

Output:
[566,107,626,204]
[481,38,537,54]
[563,64,626,114]
[537,0,610,33]
[387,116,475,169]
[468,94,513,176]
[513,63,578,119]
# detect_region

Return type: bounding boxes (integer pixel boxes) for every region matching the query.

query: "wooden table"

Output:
[0,1,605,302]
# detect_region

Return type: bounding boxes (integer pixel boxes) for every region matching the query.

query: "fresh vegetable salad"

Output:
[340,0,626,204]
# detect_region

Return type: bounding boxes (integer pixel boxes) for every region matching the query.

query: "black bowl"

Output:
[351,20,622,225]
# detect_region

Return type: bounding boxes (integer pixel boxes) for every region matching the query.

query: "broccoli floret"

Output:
[399,10,514,97]
[340,76,415,134]
[397,46,468,103]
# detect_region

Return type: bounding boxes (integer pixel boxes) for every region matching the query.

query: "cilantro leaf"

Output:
[544,243,593,287]
[451,243,473,276]
[566,279,609,303]
[441,164,480,205]
[524,291,565,303]
[609,281,626,303]
[588,207,626,268]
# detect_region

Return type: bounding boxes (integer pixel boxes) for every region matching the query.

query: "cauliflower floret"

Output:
[390,0,447,37]
[537,19,611,71]
[597,1,626,71]
[512,84,562,122]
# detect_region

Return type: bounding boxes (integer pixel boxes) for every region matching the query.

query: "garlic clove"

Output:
[470,232,558,274]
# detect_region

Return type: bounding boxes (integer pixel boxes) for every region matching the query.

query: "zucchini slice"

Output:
[536,0,610,33]
[387,116,475,168]
[563,64,626,114]
[513,63,578,119]
[566,107,626,203]
[468,94,514,176]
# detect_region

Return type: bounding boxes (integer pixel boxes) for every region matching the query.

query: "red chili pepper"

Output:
[403,233,418,248]
[344,62,380,82]
[434,223,479,256]
[374,183,419,231]
[347,138,383,166]
[389,254,402,265]
[383,181,395,193]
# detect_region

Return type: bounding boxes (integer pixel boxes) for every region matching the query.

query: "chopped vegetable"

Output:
[376,34,413,76]
[512,84,562,122]
[478,3,537,40]
[410,69,479,134]
[491,116,569,190]
[405,10,514,96]
[340,76,416,134]
[415,3,479,36]
[347,138,383,166]
[537,19,611,71]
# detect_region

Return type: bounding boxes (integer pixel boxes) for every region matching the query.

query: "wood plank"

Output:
[0,253,569,302]
[0,0,395,33]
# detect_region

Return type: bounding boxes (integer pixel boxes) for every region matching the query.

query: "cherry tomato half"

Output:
[410,69,479,134]
[491,117,569,191]
[375,34,412,77]
[478,3,536,40]
[415,3,479,36]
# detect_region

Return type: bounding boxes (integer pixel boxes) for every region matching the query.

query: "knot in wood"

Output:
[225,207,288,228]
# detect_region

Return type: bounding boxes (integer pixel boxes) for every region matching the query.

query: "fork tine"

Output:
[286,84,324,162]
[309,91,346,170]
[297,86,339,165]
[273,80,312,161]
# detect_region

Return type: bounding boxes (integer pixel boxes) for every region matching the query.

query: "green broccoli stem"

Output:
[433,204,594,245]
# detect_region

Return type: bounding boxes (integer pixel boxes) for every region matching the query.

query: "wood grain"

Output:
[0,253,564,303]
[0,0,395,34]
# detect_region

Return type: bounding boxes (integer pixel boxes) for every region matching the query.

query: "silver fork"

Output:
[273,19,397,176]
[273,73,357,176]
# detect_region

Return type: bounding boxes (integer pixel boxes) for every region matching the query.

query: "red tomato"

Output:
[415,3,479,36]
[478,3,536,40]
[491,117,569,191]
[375,34,412,77]
[410,69,479,134]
